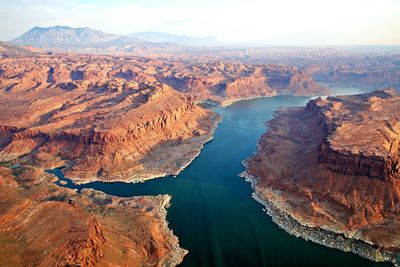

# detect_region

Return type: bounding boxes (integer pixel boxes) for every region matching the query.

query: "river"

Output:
[49,85,390,267]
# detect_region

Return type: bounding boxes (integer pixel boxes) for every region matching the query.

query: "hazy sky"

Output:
[1,0,399,45]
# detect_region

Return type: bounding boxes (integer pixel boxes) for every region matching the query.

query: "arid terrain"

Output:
[0,0,399,261]
[0,53,329,183]
[0,55,222,184]
[0,52,218,266]
[244,89,400,265]
[2,26,400,266]
[0,164,187,266]
[0,46,332,266]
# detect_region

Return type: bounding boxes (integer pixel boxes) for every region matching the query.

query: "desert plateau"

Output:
[1,1,400,266]
[244,89,400,265]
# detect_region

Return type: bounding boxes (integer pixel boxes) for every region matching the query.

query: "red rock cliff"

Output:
[0,56,219,183]
[245,89,400,265]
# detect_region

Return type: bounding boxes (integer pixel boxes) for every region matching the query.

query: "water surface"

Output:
[50,86,390,267]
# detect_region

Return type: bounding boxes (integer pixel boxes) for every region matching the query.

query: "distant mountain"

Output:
[130,31,218,46]
[12,26,116,47]
[0,41,38,57]
[11,26,147,50]
[10,26,219,54]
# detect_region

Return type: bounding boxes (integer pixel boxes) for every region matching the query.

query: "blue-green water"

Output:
[49,86,390,267]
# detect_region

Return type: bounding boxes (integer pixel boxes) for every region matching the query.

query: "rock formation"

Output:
[0,52,330,266]
[0,164,186,266]
[244,89,400,265]
[320,68,400,89]
[0,55,220,184]
[158,61,330,106]
[308,54,400,89]
[0,53,329,184]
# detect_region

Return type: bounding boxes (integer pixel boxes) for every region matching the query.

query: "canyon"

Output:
[2,35,399,266]
[0,50,330,266]
[0,55,220,184]
[0,54,328,184]
[158,61,329,106]
[244,89,400,265]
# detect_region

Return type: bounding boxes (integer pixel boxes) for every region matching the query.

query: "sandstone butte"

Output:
[244,89,400,265]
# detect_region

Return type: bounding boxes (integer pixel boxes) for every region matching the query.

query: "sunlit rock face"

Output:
[245,89,400,265]
[0,165,187,266]
[158,61,330,106]
[0,52,330,266]
[0,53,330,183]
[0,55,219,184]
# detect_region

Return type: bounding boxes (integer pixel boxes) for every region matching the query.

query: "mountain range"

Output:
[11,26,218,51]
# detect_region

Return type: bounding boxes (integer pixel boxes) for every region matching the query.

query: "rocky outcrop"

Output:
[308,54,400,89]
[319,140,400,181]
[0,165,187,266]
[306,90,400,181]
[158,62,330,106]
[319,141,388,179]
[0,54,329,183]
[0,55,219,184]
[320,69,400,88]
[244,89,400,265]
[41,217,105,266]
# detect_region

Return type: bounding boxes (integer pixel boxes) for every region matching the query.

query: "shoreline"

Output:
[80,189,188,266]
[140,192,189,266]
[197,95,276,108]
[240,167,399,266]
[239,93,400,266]
[198,91,324,108]
[53,113,222,185]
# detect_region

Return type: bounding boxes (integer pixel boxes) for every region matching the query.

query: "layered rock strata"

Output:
[157,61,330,106]
[0,56,219,184]
[0,165,187,266]
[244,89,400,265]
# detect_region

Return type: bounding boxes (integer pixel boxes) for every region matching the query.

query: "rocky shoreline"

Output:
[58,112,222,185]
[78,189,189,266]
[240,168,398,266]
[241,91,400,266]
[0,165,188,266]
[198,95,276,108]
[218,93,277,107]
[122,192,188,266]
